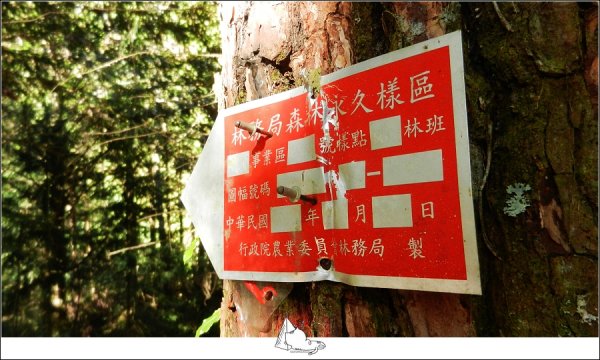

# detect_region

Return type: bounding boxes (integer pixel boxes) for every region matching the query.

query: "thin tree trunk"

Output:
[123,150,139,333]
[216,1,598,337]
[42,108,71,335]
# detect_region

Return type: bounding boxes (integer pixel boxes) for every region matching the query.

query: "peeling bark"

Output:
[404,292,475,336]
[216,2,598,337]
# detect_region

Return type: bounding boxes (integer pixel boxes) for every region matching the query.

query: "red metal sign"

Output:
[183,31,480,294]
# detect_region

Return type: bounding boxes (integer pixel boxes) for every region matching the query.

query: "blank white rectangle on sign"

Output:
[321,198,349,230]
[372,194,413,228]
[339,161,365,190]
[226,151,249,178]
[288,134,316,165]
[277,167,326,198]
[369,116,402,150]
[270,204,302,233]
[383,149,443,186]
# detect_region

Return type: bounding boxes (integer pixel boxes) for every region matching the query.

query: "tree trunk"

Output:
[123,148,139,334]
[42,118,70,336]
[215,2,598,337]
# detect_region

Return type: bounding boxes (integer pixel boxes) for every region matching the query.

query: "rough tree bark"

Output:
[214,2,598,337]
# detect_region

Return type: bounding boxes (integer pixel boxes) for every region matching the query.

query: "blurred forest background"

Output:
[2,1,223,336]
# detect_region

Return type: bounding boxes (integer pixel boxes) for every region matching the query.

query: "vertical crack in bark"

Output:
[322,12,337,73]
[492,2,514,32]
[479,121,502,260]
[340,289,349,336]
[547,254,576,336]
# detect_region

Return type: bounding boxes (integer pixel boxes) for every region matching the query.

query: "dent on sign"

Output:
[181,30,481,295]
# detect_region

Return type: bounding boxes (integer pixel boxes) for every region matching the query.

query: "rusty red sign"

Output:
[182,31,480,294]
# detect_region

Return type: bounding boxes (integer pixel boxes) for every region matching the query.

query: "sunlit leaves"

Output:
[183,237,199,270]
[2,1,222,336]
[195,308,220,337]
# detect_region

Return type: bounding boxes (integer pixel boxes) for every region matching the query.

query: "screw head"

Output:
[319,258,332,270]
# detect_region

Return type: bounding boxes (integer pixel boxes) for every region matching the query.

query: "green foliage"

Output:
[2,1,222,336]
[183,237,199,269]
[195,308,221,337]
[305,68,321,97]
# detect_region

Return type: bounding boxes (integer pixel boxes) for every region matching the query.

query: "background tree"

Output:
[216,2,597,336]
[2,1,222,336]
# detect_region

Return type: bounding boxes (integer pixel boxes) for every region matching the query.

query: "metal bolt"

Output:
[235,120,273,138]
[277,185,317,205]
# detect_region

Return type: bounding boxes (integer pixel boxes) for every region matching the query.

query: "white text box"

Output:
[287,134,316,165]
[383,149,443,186]
[322,198,349,230]
[339,161,366,190]
[277,167,326,198]
[372,194,413,228]
[226,151,249,178]
[270,204,302,233]
[369,116,402,150]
